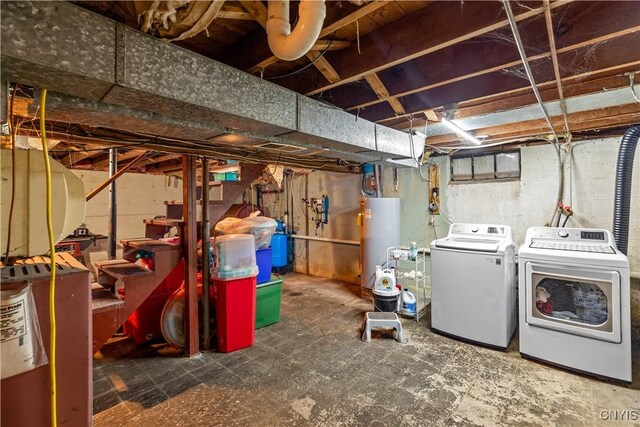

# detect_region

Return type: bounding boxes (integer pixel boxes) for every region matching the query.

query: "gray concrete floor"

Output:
[93,273,640,427]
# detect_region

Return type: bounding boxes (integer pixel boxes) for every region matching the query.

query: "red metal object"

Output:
[54,240,81,256]
[118,260,184,344]
[215,275,257,353]
[92,240,182,354]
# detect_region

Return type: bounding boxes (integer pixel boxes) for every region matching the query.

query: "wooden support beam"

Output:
[544,0,570,135]
[343,22,640,114]
[311,40,351,51]
[383,62,640,131]
[357,33,640,124]
[218,5,255,21]
[424,110,439,122]
[238,0,345,82]
[136,153,180,168]
[237,0,386,74]
[59,143,104,166]
[182,155,199,357]
[318,1,391,39]
[248,39,351,75]
[92,149,147,169]
[85,152,147,201]
[364,73,405,115]
[426,103,640,146]
[278,0,573,96]
[306,50,341,84]
[237,0,269,26]
[386,73,634,131]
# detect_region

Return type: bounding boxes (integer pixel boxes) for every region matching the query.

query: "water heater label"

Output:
[364,209,372,219]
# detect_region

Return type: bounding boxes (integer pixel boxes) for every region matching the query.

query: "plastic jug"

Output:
[374,268,396,292]
[400,288,416,317]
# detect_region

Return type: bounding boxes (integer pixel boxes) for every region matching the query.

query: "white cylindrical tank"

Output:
[360,198,401,289]
[1,149,85,257]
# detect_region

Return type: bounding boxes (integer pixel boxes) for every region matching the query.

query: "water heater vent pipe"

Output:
[267,0,326,61]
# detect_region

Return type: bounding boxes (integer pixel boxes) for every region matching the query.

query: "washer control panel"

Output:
[450,223,509,236]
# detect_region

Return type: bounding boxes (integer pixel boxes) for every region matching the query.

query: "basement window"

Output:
[451,150,520,182]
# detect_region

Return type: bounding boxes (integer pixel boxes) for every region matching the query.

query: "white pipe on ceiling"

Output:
[267,0,326,61]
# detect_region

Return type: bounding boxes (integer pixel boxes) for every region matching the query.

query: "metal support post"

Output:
[182,155,199,356]
[107,148,117,259]
[201,158,211,351]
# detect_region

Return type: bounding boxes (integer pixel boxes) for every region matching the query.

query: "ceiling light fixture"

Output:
[441,118,482,145]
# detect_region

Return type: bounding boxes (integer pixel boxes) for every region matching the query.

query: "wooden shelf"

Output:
[96,260,154,281]
[121,238,181,252]
[91,286,125,314]
[143,218,184,227]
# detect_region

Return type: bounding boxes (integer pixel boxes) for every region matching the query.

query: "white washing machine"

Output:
[518,227,631,382]
[430,223,517,349]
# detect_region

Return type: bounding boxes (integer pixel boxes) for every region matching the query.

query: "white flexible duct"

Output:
[267,0,326,61]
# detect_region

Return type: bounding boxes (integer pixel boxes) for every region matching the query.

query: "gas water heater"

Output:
[360,198,401,290]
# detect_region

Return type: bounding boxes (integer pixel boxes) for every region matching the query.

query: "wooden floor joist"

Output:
[427,103,640,146]
[346,26,640,114]
[364,72,405,115]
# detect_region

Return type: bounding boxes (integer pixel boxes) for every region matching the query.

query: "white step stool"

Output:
[361,312,406,343]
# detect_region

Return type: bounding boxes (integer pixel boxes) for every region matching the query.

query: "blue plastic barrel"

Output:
[271,234,287,267]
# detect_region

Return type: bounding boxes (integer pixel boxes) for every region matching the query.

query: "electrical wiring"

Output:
[627,72,640,104]
[434,200,453,225]
[543,0,571,140]
[502,0,564,227]
[408,131,430,182]
[40,88,57,427]
[4,83,19,261]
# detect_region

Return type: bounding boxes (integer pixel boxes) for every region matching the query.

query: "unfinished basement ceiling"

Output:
[3,0,640,172]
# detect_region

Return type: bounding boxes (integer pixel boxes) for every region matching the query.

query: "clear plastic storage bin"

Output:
[213,234,258,279]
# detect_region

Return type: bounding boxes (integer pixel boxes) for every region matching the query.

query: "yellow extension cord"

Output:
[40,88,57,427]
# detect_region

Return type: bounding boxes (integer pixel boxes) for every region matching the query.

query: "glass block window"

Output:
[451,150,520,182]
[496,152,520,178]
[473,155,495,180]
[451,157,472,181]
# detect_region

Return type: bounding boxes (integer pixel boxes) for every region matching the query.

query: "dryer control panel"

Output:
[526,227,616,254]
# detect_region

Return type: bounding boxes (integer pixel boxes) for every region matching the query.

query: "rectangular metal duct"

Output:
[0,1,422,165]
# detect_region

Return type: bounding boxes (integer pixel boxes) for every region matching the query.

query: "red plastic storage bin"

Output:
[215,275,257,352]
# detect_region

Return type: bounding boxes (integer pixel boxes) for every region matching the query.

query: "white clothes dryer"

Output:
[518,227,631,382]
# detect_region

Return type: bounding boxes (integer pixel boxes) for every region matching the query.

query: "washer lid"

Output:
[434,237,501,253]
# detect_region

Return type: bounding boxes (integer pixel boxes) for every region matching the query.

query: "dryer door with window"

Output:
[524,262,621,343]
